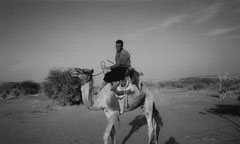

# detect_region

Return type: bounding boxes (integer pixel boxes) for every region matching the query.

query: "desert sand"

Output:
[0,88,240,144]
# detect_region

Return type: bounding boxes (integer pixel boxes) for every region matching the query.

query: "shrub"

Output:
[43,68,82,106]
[0,82,18,91]
[9,88,21,97]
[0,81,40,98]
[19,81,40,95]
[0,92,7,99]
[193,83,204,90]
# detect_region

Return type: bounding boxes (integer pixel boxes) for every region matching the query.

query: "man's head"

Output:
[116,40,123,52]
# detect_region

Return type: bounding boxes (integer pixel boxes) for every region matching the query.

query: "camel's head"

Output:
[70,68,94,83]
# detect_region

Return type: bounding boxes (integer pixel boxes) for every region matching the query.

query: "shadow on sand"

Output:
[164,136,180,144]
[207,104,240,117]
[121,112,163,144]
[207,104,240,133]
[208,94,220,98]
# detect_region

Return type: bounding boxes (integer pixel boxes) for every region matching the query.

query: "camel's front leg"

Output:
[103,110,119,144]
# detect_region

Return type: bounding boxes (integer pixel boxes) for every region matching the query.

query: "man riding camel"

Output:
[100,40,131,94]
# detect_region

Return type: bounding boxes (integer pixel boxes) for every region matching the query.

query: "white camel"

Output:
[70,68,161,144]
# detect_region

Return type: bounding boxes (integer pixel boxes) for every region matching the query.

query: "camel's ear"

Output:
[91,69,94,74]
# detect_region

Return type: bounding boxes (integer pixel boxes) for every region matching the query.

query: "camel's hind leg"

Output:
[152,102,162,143]
[142,91,158,144]
[103,109,119,144]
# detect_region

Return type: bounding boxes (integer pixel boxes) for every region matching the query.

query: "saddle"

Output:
[114,68,143,114]
[115,77,131,114]
[101,61,143,114]
[115,73,143,114]
[125,67,143,90]
[113,67,142,96]
[101,61,142,91]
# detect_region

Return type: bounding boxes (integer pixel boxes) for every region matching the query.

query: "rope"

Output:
[92,60,114,77]
[92,71,103,77]
[107,59,115,65]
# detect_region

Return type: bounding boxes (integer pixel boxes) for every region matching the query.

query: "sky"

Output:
[0,0,240,82]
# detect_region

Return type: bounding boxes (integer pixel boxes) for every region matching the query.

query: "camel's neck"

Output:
[81,81,113,111]
[81,80,94,109]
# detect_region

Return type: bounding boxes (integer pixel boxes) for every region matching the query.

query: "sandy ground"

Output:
[0,88,240,144]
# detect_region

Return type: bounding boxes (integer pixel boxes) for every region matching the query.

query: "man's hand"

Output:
[103,67,111,74]
[101,61,111,74]
[105,67,111,73]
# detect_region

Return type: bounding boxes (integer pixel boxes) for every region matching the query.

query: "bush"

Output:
[9,88,21,97]
[19,81,40,95]
[193,83,204,90]
[43,68,82,106]
[0,81,40,98]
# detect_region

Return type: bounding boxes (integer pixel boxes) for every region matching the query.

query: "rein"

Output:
[92,71,103,77]
[92,60,113,77]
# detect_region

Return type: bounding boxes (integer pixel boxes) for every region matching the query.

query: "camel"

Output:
[70,68,161,144]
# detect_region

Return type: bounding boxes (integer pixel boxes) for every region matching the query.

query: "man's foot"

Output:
[98,81,108,93]
[111,82,119,91]
[120,108,124,115]
[118,98,125,114]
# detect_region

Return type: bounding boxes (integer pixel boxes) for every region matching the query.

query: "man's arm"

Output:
[110,54,129,69]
